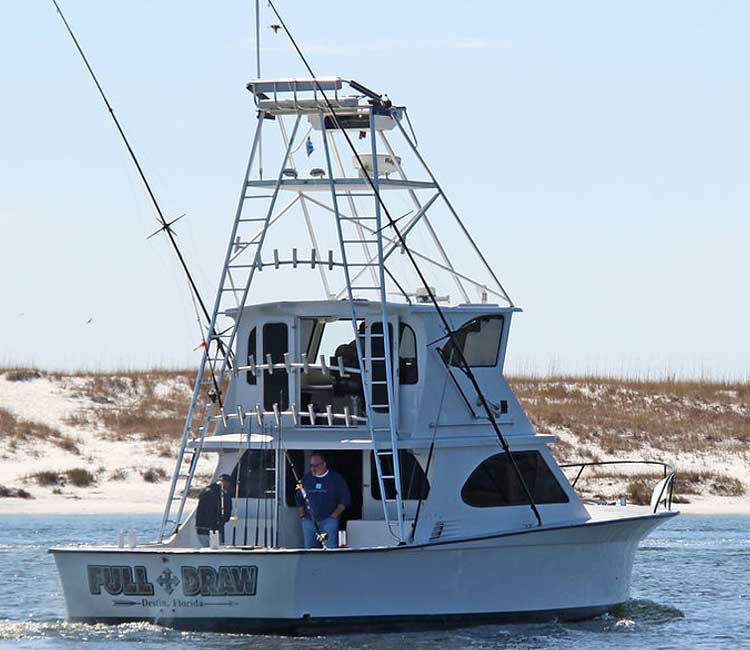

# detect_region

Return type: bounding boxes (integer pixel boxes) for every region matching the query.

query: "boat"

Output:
[49,25,678,635]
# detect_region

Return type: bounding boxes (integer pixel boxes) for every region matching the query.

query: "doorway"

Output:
[284,449,363,529]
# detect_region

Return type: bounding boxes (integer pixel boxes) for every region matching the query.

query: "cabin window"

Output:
[461,451,569,507]
[263,322,289,410]
[399,324,418,385]
[246,327,257,385]
[441,315,504,368]
[370,322,393,412]
[370,450,430,500]
[300,319,364,424]
[231,449,276,498]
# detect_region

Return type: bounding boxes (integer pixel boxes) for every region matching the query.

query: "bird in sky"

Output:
[86,317,93,324]
[270,23,282,33]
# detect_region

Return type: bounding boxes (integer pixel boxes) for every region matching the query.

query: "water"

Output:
[0,514,746,649]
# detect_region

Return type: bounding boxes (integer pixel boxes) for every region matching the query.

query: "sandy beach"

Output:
[0,370,747,518]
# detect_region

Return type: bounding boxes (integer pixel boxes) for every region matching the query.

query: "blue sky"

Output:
[1,1,748,378]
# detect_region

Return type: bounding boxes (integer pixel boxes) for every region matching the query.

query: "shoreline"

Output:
[0,496,747,516]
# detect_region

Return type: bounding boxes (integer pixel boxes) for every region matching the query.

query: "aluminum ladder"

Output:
[159,113,302,541]
[321,108,406,543]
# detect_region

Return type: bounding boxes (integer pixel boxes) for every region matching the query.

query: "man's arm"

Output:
[330,503,346,519]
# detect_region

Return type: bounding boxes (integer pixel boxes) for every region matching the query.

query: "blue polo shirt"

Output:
[296,470,351,520]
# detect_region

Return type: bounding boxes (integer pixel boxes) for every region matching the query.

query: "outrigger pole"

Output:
[267,0,543,527]
[50,1,210,326]
[50,0,230,408]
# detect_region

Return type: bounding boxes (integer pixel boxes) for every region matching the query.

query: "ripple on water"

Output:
[0,619,203,643]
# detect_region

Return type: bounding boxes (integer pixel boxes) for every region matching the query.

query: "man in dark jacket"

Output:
[195,474,233,546]
[295,452,351,549]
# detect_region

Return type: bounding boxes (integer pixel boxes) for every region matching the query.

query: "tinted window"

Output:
[246,327,257,385]
[399,324,418,385]
[461,451,569,507]
[371,450,430,500]
[441,315,504,367]
[370,322,392,412]
[263,323,288,410]
[231,449,276,498]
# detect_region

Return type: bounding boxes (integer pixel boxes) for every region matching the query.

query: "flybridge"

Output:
[246,78,403,128]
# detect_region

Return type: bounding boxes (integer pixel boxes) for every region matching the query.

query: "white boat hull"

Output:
[50,511,675,633]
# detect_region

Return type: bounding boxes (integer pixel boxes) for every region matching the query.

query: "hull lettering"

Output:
[181,565,257,596]
[87,565,154,596]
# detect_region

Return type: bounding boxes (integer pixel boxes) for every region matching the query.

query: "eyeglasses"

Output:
[309,461,324,468]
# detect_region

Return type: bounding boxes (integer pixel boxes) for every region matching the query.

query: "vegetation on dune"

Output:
[0,485,33,499]
[0,407,80,455]
[141,467,168,483]
[2,369,43,382]
[62,371,195,441]
[510,377,750,456]
[27,468,97,488]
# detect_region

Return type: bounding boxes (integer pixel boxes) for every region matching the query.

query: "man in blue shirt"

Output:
[295,451,351,549]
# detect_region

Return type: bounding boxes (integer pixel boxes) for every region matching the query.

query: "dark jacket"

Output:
[195,482,232,539]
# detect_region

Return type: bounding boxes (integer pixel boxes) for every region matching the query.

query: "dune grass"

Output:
[0,407,80,454]
[509,376,750,456]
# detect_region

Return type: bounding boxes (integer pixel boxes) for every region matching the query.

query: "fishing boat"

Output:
[49,7,677,635]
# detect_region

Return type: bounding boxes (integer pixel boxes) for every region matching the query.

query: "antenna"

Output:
[255,0,261,78]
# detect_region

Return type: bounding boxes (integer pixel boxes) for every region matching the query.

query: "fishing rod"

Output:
[267,0,542,528]
[284,451,328,549]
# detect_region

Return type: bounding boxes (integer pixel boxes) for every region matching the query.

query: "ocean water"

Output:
[0,513,746,649]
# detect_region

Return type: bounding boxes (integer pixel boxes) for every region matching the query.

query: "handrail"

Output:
[559,460,676,514]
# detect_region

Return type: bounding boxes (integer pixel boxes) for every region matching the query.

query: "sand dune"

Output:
[0,369,746,515]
